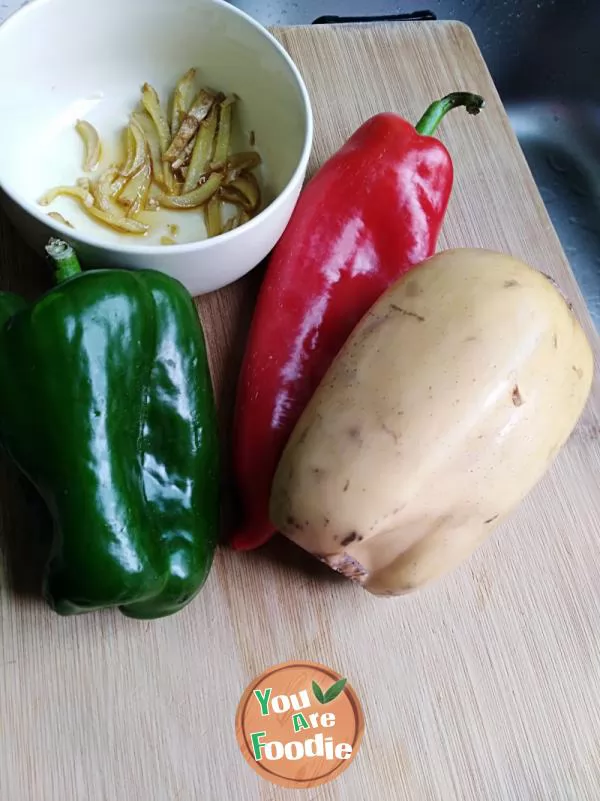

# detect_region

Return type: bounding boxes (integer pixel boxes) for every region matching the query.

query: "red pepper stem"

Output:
[45,238,82,284]
[415,92,485,137]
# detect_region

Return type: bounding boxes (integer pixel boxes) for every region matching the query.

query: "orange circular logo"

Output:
[235,660,364,789]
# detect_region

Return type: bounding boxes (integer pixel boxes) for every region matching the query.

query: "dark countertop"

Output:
[229,0,597,100]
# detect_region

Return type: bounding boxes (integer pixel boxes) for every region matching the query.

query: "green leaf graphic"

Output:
[323,678,348,704]
[312,680,325,704]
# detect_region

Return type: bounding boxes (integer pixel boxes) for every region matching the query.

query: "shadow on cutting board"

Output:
[236,532,346,585]
[0,456,52,600]
[0,211,53,600]
[0,207,51,299]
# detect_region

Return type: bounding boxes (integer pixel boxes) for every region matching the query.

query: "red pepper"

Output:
[231,92,485,551]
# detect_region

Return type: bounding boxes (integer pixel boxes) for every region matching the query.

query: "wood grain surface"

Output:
[1,21,599,801]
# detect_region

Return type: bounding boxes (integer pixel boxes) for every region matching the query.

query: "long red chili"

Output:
[231,92,485,551]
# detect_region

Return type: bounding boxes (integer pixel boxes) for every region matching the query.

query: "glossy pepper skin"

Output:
[231,92,484,551]
[0,241,219,619]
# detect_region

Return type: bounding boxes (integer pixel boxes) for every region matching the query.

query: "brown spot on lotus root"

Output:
[343,366,358,385]
[286,515,303,531]
[542,273,574,310]
[347,426,362,443]
[361,314,386,339]
[343,480,350,492]
[553,333,558,349]
[405,280,421,297]
[572,365,584,379]
[504,279,519,288]
[484,514,499,524]
[382,422,400,445]
[298,427,309,445]
[341,532,358,547]
[390,304,425,322]
[311,466,325,480]
[512,385,523,406]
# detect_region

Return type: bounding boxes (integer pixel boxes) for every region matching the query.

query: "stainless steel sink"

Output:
[507,100,600,327]
[485,0,600,329]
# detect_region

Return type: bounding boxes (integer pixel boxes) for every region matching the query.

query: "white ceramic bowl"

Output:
[0,0,313,295]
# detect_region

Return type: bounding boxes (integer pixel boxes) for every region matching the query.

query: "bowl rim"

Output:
[0,0,314,255]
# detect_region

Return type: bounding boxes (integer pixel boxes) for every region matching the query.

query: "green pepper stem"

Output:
[45,238,82,284]
[415,92,485,137]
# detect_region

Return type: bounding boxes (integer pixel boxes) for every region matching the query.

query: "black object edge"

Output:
[312,11,437,25]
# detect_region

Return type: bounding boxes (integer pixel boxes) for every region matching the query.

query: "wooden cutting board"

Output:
[1,21,599,801]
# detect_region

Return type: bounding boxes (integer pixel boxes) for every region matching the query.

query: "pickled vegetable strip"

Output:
[225,151,262,183]
[172,138,196,171]
[132,112,164,187]
[219,184,248,208]
[156,173,222,208]
[47,211,75,229]
[39,185,95,208]
[93,167,118,211]
[222,216,236,233]
[223,208,250,232]
[229,172,260,212]
[211,97,235,170]
[40,185,148,233]
[121,120,147,178]
[75,119,102,172]
[171,68,197,136]
[111,173,129,198]
[183,106,218,193]
[164,89,215,162]
[204,194,222,238]
[86,205,149,234]
[121,126,136,177]
[141,84,177,193]
[118,160,152,216]
[141,83,171,154]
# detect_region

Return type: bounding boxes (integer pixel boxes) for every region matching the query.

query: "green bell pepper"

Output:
[0,239,219,619]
